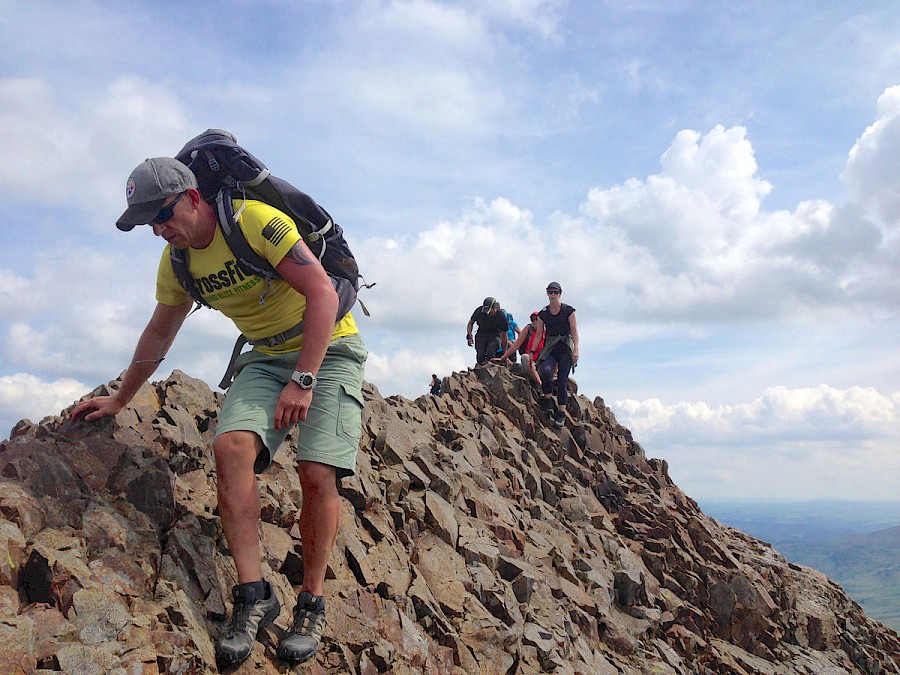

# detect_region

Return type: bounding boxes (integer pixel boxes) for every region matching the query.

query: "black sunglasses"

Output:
[150,192,186,225]
[547,290,560,295]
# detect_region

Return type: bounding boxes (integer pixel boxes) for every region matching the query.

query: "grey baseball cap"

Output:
[116,157,197,231]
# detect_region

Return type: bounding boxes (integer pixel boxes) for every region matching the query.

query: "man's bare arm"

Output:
[70,300,193,421]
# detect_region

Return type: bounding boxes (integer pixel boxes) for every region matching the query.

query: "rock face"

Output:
[1,364,898,674]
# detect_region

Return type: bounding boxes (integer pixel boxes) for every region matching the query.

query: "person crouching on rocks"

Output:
[495,310,544,389]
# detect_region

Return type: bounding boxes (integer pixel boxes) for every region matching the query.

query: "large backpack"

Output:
[171,129,369,388]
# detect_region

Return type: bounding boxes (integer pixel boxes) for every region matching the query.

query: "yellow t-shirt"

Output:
[156,199,357,354]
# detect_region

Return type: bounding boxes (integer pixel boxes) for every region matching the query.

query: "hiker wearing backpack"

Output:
[535,282,578,428]
[495,310,521,362]
[495,310,544,388]
[429,373,442,396]
[466,296,510,365]
[69,154,367,668]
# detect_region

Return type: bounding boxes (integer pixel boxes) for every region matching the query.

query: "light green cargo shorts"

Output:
[216,333,367,476]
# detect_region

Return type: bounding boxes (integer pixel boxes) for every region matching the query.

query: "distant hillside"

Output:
[702,500,900,632]
[777,526,900,632]
[699,499,900,544]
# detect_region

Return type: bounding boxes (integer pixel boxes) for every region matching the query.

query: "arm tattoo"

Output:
[285,241,317,267]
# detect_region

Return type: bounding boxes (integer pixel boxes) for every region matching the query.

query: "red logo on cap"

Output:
[126,177,136,199]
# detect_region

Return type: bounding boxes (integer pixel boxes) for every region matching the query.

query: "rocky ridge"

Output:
[0,364,898,674]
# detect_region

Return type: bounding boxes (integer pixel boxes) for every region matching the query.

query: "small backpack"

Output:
[520,324,545,358]
[171,129,371,387]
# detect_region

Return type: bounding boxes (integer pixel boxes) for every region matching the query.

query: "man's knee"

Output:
[298,461,339,497]
[214,431,263,469]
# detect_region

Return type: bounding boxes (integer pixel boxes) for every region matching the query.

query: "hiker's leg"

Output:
[539,353,558,395]
[555,349,573,407]
[214,352,296,584]
[292,334,366,595]
[214,430,281,668]
[474,333,489,364]
[214,430,264,583]
[279,465,341,665]
[522,354,541,387]
[297,461,340,596]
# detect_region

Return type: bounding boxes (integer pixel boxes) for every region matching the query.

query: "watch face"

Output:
[293,372,315,388]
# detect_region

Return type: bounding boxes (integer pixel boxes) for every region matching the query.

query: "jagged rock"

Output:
[0,364,897,673]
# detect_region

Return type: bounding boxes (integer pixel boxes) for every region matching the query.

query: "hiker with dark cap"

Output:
[69,157,367,667]
[466,297,509,365]
[534,282,578,427]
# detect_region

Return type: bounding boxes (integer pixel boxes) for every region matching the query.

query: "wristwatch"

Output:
[291,371,317,389]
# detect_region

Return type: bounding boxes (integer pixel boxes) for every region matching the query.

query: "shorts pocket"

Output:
[338,383,364,442]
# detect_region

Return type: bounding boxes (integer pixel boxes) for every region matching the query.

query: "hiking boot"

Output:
[540,397,555,416]
[553,409,566,428]
[215,580,281,667]
[277,591,326,664]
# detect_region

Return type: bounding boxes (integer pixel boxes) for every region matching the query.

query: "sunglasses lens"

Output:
[153,207,173,225]
[151,193,183,225]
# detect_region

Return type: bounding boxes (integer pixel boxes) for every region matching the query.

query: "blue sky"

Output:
[1,0,898,501]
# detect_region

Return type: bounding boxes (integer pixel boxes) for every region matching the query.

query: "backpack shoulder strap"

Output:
[169,246,209,308]
[168,187,278,309]
[214,187,278,281]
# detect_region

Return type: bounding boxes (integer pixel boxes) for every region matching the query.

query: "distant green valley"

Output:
[700,500,900,632]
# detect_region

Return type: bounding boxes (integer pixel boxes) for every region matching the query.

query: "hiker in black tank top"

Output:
[534,281,579,426]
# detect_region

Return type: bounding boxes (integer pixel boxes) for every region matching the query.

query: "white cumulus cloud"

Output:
[0,373,87,436]
[613,385,900,448]
[843,84,900,225]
